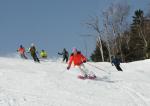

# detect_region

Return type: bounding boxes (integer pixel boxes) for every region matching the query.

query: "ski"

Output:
[78,75,97,80]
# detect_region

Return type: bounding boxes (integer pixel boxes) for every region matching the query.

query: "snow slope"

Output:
[0,57,150,106]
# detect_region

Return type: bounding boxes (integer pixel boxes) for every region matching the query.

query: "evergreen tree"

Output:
[91,40,109,62]
[127,9,145,61]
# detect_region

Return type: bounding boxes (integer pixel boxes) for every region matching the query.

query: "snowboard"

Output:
[78,75,96,80]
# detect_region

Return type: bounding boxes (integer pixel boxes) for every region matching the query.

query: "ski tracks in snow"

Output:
[0,87,51,106]
[114,82,150,106]
[0,88,20,106]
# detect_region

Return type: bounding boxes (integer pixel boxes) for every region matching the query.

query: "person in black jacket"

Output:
[58,48,69,63]
[111,56,123,71]
[28,43,40,62]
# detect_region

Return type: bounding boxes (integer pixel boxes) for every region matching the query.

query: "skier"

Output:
[58,48,69,63]
[67,48,96,79]
[28,43,40,62]
[40,50,48,59]
[111,56,123,71]
[17,45,27,59]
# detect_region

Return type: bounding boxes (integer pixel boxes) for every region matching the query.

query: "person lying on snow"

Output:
[67,48,96,79]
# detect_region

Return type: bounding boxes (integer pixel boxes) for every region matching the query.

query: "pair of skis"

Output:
[78,75,96,80]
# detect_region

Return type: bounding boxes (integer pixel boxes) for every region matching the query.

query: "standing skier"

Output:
[58,48,69,63]
[111,56,123,71]
[67,48,96,79]
[17,45,27,59]
[28,43,40,62]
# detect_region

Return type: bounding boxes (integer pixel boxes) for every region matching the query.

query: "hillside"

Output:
[0,57,150,106]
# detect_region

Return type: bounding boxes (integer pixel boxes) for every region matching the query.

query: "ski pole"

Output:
[86,62,109,74]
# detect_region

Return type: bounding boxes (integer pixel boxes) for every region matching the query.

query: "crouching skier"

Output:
[67,48,96,79]
[40,50,48,59]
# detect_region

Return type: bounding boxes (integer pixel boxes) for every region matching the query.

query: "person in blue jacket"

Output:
[111,56,123,71]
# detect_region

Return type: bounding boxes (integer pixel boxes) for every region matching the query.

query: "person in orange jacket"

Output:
[17,45,27,59]
[67,48,88,77]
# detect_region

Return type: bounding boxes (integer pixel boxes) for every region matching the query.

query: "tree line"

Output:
[86,2,150,62]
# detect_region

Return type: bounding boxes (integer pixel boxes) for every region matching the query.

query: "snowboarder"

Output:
[111,56,123,71]
[58,48,69,63]
[28,43,40,62]
[67,48,96,79]
[40,50,48,59]
[17,45,27,59]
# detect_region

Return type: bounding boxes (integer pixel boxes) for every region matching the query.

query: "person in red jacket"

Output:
[17,45,27,59]
[67,48,88,77]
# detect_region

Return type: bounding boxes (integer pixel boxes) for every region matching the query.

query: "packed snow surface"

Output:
[0,57,150,106]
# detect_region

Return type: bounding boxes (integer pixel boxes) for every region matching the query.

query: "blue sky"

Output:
[0,0,149,58]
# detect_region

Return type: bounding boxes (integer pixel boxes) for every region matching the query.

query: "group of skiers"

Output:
[17,43,48,62]
[17,44,123,78]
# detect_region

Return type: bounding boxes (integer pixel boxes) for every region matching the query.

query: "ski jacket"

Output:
[68,52,87,66]
[111,58,120,65]
[40,51,47,58]
[29,46,36,55]
[58,50,69,58]
[18,47,25,54]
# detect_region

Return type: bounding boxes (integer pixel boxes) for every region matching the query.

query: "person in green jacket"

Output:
[40,50,48,58]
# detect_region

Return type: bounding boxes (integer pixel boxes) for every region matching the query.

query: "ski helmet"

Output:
[72,47,77,53]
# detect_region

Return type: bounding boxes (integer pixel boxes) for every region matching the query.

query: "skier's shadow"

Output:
[95,76,119,83]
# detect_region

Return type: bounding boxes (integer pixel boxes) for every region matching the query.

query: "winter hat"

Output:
[20,45,23,48]
[72,47,77,52]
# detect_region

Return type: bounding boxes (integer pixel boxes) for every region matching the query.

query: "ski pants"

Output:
[20,53,27,59]
[115,64,123,71]
[31,53,40,62]
[78,64,89,76]
[63,55,68,63]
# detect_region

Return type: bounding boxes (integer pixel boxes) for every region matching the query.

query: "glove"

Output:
[83,60,86,63]
[67,66,70,70]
